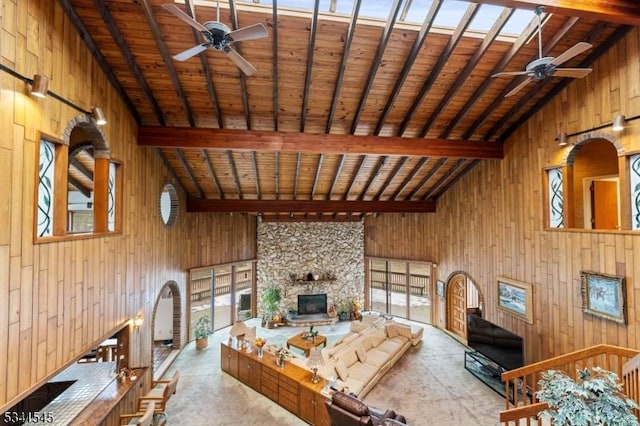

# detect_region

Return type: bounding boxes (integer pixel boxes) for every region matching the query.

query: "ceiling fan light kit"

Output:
[161,2,267,76]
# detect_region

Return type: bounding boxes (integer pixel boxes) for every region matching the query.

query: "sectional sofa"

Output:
[292,315,423,398]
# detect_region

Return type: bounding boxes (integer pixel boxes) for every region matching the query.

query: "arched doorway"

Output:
[152,281,182,378]
[446,272,482,342]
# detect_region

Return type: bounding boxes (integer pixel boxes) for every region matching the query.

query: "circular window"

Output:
[159,183,179,227]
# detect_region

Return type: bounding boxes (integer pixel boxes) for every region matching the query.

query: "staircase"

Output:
[499,344,640,425]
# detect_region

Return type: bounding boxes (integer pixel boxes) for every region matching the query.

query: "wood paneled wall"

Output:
[365,28,640,365]
[0,0,256,412]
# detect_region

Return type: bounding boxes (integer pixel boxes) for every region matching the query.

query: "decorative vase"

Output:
[257,346,264,358]
[276,357,285,368]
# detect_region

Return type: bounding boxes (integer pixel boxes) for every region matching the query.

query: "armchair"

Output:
[325,391,408,426]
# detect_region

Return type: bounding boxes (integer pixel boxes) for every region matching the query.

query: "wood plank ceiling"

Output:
[58,0,639,221]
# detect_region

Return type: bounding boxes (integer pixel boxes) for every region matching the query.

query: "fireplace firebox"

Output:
[298,294,327,315]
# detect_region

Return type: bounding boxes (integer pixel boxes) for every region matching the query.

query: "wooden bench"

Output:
[136,371,179,424]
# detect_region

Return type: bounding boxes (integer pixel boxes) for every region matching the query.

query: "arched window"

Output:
[545,135,628,231]
[34,116,121,242]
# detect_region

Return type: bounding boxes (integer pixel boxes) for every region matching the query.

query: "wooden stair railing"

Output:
[499,344,640,425]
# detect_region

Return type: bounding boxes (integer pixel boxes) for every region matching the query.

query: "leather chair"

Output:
[325,391,408,426]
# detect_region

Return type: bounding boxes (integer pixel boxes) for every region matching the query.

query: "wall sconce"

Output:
[132,313,143,330]
[556,133,568,147]
[612,114,626,132]
[92,107,107,125]
[30,74,49,98]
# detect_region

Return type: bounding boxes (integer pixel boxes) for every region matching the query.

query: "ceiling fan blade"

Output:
[227,23,268,43]
[161,4,208,32]
[173,43,209,61]
[492,71,530,78]
[550,42,592,67]
[505,77,533,97]
[224,47,257,76]
[553,68,593,78]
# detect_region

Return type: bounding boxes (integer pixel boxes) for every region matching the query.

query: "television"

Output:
[298,294,327,315]
[466,314,524,371]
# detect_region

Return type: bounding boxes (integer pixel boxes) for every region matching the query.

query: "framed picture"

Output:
[580,271,626,324]
[497,276,533,323]
[436,280,445,297]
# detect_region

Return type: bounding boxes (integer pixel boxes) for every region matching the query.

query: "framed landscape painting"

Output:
[497,277,533,323]
[580,271,626,324]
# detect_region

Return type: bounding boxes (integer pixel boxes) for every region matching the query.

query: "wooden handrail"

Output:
[500,402,548,423]
[499,345,640,425]
[502,344,640,382]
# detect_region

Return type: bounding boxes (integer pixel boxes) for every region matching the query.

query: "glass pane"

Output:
[409,262,431,323]
[369,259,387,313]
[388,261,407,318]
[67,144,95,233]
[631,154,640,230]
[107,162,116,232]
[37,139,55,238]
[235,263,253,321]
[213,265,233,331]
[190,269,213,340]
[548,168,564,228]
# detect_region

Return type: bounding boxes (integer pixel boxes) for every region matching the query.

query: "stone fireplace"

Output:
[256,221,364,317]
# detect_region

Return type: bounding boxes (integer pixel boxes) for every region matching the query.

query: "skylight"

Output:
[227,0,534,37]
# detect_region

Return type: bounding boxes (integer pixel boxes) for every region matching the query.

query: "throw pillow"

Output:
[335,359,349,381]
[355,343,367,363]
[371,328,387,347]
[385,323,399,338]
[397,324,412,339]
[350,321,372,333]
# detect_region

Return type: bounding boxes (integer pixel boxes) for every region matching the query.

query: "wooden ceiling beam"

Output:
[441,11,542,138]
[229,1,252,130]
[272,1,280,131]
[325,0,362,132]
[350,0,403,134]
[201,150,225,199]
[473,0,640,26]
[175,149,204,198]
[57,0,141,125]
[300,0,320,132]
[140,0,195,127]
[138,127,503,159]
[184,0,223,128]
[374,0,442,136]
[399,3,480,136]
[186,199,436,213]
[419,7,513,137]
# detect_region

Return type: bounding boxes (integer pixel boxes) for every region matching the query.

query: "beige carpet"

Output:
[162,318,504,425]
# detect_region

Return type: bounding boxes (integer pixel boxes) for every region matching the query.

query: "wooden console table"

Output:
[221,342,330,426]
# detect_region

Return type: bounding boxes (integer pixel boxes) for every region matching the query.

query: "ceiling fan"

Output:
[161,2,267,76]
[492,6,593,97]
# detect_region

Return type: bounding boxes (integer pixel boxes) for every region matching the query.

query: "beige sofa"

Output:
[313,315,423,398]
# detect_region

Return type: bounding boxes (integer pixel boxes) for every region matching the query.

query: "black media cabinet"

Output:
[464,350,524,404]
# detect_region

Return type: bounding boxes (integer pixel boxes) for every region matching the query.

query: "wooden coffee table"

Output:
[286,331,327,356]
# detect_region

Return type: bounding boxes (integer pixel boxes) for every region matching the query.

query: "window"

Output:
[545,137,632,231]
[34,118,121,242]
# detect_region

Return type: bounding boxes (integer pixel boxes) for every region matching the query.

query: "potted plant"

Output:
[338,300,350,321]
[260,285,282,328]
[536,367,639,425]
[194,315,212,350]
